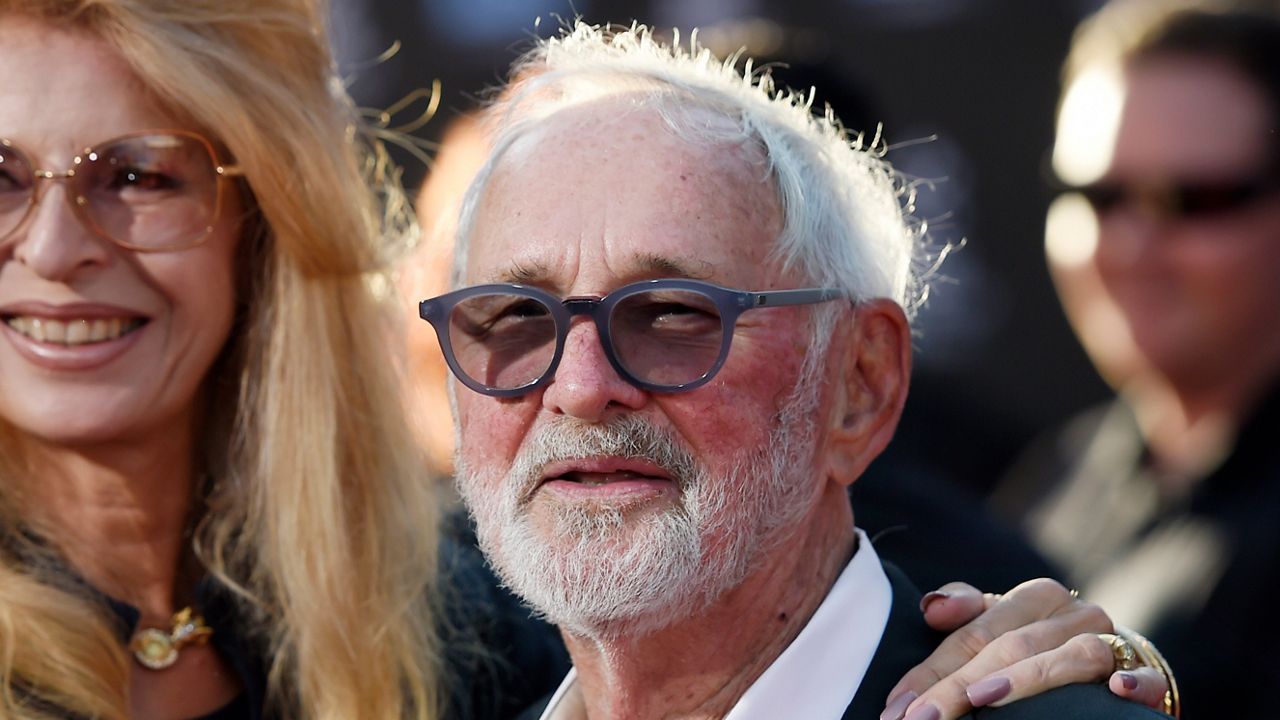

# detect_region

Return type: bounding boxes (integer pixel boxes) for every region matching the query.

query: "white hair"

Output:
[453,21,928,317]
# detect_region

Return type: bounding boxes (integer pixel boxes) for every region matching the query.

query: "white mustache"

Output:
[506,415,700,507]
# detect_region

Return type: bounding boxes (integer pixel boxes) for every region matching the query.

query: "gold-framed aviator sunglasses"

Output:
[0,130,243,252]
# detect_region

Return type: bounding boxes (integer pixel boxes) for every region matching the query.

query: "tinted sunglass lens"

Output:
[448,293,558,391]
[1174,182,1267,217]
[1076,177,1278,220]
[611,288,725,388]
[78,134,222,249]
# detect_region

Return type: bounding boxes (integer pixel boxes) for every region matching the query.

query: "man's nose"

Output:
[541,318,648,422]
[9,180,111,281]
[1096,207,1162,270]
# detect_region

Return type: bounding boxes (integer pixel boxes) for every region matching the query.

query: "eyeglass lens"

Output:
[0,134,222,250]
[446,287,727,391]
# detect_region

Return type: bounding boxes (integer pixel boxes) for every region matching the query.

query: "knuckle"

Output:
[953,622,1000,658]
[1028,653,1056,687]
[903,665,947,690]
[987,628,1043,663]
[1067,633,1115,674]
[1073,602,1113,631]
[922,677,974,715]
[1015,577,1070,604]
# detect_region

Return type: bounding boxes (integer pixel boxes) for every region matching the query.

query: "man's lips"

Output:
[536,458,679,503]
[540,458,675,485]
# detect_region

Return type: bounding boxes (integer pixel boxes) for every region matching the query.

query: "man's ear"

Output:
[824,299,912,487]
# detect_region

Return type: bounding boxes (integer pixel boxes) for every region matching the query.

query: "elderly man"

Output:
[422,23,1171,720]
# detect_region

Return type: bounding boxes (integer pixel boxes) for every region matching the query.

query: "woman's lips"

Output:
[5,315,144,345]
[0,310,149,371]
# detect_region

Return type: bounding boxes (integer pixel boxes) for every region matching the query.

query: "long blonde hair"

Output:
[0,1,442,717]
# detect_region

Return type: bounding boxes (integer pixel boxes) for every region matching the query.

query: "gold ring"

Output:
[1098,627,1181,718]
[1097,632,1141,672]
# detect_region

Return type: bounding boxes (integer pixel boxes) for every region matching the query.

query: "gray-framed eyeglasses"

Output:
[419,278,846,397]
[0,130,243,252]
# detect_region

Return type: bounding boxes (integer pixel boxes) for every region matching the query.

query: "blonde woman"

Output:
[0,0,442,717]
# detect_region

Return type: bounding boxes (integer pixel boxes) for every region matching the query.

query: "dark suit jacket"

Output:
[996,384,1280,719]
[518,562,1167,720]
[845,564,1166,720]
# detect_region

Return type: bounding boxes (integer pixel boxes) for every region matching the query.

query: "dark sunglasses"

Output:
[419,278,846,397]
[1066,174,1280,221]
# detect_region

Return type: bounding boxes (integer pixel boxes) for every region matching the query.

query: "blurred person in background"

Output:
[0,0,444,717]
[995,1,1280,716]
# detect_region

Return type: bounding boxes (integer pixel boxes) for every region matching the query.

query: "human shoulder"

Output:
[974,683,1170,719]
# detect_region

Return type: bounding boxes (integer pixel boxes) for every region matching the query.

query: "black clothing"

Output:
[81,512,568,720]
[517,563,1166,720]
[852,467,1061,594]
[995,385,1280,719]
[438,511,571,720]
[851,565,1165,719]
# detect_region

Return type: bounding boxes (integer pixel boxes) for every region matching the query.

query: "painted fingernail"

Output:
[1117,671,1139,691]
[966,676,1012,707]
[903,704,941,720]
[880,691,918,720]
[919,591,950,614]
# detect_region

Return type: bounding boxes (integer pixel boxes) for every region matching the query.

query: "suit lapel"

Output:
[842,562,948,720]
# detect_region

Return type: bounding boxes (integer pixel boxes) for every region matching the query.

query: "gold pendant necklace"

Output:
[128,606,214,670]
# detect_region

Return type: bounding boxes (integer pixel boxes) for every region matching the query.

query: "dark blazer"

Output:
[995,384,1280,719]
[518,562,1168,720]
[846,564,1167,720]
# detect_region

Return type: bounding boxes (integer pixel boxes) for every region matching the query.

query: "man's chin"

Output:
[525,490,683,537]
[486,508,714,637]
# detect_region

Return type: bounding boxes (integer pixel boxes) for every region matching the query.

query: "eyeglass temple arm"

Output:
[746,288,846,307]
[216,164,245,177]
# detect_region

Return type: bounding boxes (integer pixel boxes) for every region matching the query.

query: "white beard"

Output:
[457,382,822,638]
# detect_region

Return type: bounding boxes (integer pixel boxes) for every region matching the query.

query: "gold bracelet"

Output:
[1111,625,1181,718]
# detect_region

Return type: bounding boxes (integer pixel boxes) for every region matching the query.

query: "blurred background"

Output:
[335,0,1118,495]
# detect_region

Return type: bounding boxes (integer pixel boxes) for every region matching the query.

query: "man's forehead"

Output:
[466,98,785,291]
[493,97,767,189]
[489,253,717,286]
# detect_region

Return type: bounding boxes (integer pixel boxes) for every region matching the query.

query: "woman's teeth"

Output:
[6,317,142,345]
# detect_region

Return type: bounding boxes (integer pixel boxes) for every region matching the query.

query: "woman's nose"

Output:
[9,179,111,281]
